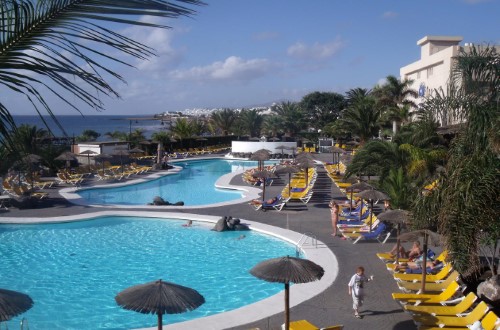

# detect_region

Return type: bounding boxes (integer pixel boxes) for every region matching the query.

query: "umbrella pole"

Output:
[396,224,401,264]
[284,282,290,330]
[262,181,266,202]
[421,234,428,292]
[350,191,353,209]
[369,200,374,233]
[288,173,291,197]
[158,312,162,330]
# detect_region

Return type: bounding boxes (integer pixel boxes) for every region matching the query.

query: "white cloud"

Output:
[287,38,344,60]
[119,17,186,73]
[169,56,274,82]
[382,11,399,18]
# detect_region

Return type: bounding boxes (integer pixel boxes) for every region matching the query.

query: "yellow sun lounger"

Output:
[397,270,460,293]
[392,280,461,305]
[393,263,453,283]
[417,310,499,330]
[284,320,343,330]
[404,291,477,315]
[413,301,489,328]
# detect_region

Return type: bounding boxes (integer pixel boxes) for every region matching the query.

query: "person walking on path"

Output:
[329,200,340,237]
[348,266,374,319]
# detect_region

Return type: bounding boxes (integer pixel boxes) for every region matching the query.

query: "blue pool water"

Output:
[0,216,297,329]
[77,159,272,206]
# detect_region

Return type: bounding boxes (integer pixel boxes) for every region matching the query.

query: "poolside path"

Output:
[0,153,416,330]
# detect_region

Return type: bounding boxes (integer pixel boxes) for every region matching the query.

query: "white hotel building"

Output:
[399,35,494,127]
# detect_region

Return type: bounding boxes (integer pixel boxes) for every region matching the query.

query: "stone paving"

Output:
[0,153,417,330]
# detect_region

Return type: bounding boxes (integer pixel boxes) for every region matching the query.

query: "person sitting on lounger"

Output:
[250,196,278,206]
[394,259,443,272]
[386,241,422,259]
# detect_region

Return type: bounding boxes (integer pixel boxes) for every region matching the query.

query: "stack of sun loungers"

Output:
[377,250,500,329]
[280,168,317,204]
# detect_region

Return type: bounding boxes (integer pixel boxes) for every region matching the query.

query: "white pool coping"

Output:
[0,211,337,330]
[59,157,264,209]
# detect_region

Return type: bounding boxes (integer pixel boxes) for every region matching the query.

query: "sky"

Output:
[8,0,500,116]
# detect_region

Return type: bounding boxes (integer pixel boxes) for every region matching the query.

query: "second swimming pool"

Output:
[76,159,270,206]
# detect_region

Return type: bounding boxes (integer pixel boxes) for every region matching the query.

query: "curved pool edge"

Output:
[58,160,264,209]
[0,211,338,330]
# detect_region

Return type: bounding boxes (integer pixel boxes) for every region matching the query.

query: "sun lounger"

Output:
[413,301,489,328]
[391,280,461,306]
[417,310,499,330]
[283,320,343,330]
[393,263,453,283]
[397,270,460,293]
[404,292,477,316]
[341,222,390,244]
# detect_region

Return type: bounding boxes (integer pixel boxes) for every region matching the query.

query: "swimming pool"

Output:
[76,159,273,206]
[0,216,297,329]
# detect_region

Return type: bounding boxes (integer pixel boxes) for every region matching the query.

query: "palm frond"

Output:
[0,0,203,144]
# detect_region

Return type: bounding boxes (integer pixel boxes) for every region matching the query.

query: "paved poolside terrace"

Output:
[0,153,416,330]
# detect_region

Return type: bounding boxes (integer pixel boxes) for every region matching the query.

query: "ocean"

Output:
[13,115,167,140]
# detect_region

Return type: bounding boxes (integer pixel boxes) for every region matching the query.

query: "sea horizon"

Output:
[13,114,166,140]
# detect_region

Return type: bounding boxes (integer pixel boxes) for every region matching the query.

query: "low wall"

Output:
[231,141,297,154]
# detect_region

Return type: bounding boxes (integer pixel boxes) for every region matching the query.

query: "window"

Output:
[427,67,433,77]
[417,71,421,79]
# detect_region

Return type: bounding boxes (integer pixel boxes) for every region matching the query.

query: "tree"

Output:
[299,91,345,130]
[412,45,500,279]
[76,130,101,142]
[373,75,418,135]
[170,118,195,140]
[238,109,264,137]
[0,0,203,148]
[104,131,128,141]
[151,131,174,164]
[211,108,238,136]
[271,101,306,137]
[262,115,283,138]
[335,93,381,145]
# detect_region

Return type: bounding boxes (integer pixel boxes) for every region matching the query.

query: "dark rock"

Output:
[212,217,229,232]
[234,223,250,231]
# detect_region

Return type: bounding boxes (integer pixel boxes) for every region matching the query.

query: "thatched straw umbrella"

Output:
[377,209,410,263]
[115,279,205,330]
[0,288,34,322]
[398,230,443,292]
[250,256,324,330]
[356,189,389,232]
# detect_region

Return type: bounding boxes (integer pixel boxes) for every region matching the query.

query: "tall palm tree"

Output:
[170,118,195,140]
[412,45,500,278]
[238,109,264,137]
[374,75,418,135]
[0,0,203,147]
[210,108,238,136]
[151,131,174,164]
[262,115,283,138]
[336,94,381,145]
[271,101,306,137]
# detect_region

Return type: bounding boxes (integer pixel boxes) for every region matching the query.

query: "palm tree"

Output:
[0,0,203,148]
[412,45,500,278]
[335,93,381,145]
[105,131,128,142]
[151,131,174,164]
[374,75,418,135]
[238,109,264,137]
[271,101,306,137]
[346,140,408,182]
[170,118,195,140]
[262,115,283,138]
[211,108,238,136]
